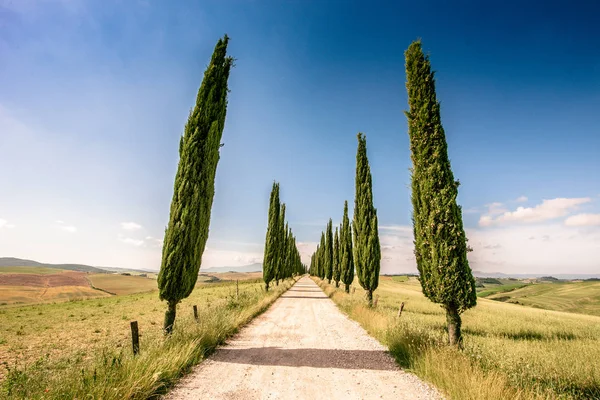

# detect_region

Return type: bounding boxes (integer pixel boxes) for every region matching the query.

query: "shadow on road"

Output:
[213,347,398,370]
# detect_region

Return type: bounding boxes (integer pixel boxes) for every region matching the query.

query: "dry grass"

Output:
[0,267,65,275]
[0,285,109,307]
[315,277,600,400]
[88,274,158,295]
[0,278,296,399]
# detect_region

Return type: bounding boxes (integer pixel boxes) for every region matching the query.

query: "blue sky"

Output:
[1,0,599,274]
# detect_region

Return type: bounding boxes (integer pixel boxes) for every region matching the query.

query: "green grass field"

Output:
[0,278,295,399]
[486,281,600,317]
[88,273,158,295]
[0,267,65,274]
[477,282,529,297]
[316,276,600,400]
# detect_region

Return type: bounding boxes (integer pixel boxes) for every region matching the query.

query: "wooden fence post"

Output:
[130,321,139,355]
[397,302,405,317]
[373,295,379,308]
[352,287,356,294]
[193,305,198,321]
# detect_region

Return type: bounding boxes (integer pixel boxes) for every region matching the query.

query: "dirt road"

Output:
[166,277,442,400]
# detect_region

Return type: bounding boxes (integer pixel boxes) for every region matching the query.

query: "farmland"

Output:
[88,273,158,295]
[0,277,295,399]
[317,276,600,399]
[486,280,600,317]
[0,263,265,307]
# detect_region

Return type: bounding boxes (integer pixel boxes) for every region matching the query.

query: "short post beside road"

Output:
[397,302,405,317]
[193,305,198,321]
[130,321,139,355]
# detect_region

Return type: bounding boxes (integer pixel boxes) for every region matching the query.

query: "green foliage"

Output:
[263,182,280,290]
[275,203,287,283]
[333,226,340,286]
[318,233,326,279]
[340,200,354,291]
[352,133,380,305]
[325,219,333,283]
[157,35,233,330]
[404,41,476,328]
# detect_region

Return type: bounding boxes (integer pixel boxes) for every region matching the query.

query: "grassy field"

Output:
[88,273,158,295]
[0,285,110,306]
[477,282,529,297]
[0,267,65,275]
[315,276,600,400]
[0,277,295,399]
[486,281,600,317]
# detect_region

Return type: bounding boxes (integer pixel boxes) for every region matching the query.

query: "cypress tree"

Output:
[263,182,280,291]
[157,35,233,333]
[404,40,477,346]
[333,226,340,287]
[275,203,286,286]
[340,200,354,293]
[353,133,381,307]
[325,219,333,284]
[319,232,326,279]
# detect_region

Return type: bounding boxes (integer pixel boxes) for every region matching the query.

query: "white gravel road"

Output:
[165,277,442,400]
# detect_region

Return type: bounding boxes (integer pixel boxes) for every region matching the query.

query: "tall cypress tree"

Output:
[340,200,354,293]
[275,203,286,285]
[325,219,334,284]
[353,133,381,307]
[158,35,233,333]
[333,226,340,287]
[405,40,477,346]
[263,182,280,291]
[319,232,326,279]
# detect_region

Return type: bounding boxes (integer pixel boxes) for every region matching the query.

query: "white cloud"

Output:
[516,196,528,203]
[370,222,600,275]
[121,222,142,231]
[564,213,600,227]
[201,247,264,269]
[0,219,15,229]
[379,225,412,233]
[479,197,591,226]
[145,236,163,247]
[55,220,77,233]
[486,202,508,216]
[118,234,144,247]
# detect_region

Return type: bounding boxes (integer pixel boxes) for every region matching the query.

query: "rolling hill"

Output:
[0,257,108,273]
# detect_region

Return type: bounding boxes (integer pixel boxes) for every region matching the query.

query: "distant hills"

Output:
[3,257,597,280]
[472,270,600,280]
[0,257,108,273]
[0,257,156,274]
[202,263,263,273]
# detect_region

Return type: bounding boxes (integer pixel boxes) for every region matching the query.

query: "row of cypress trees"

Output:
[156,35,476,345]
[308,200,354,293]
[309,134,380,306]
[262,182,305,290]
[309,41,476,345]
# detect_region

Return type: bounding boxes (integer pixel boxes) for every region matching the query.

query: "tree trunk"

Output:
[366,289,373,307]
[265,282,269,291]
[445,304,462,346]
[345,283,350,293]
[335,281,339,288]
[276,280,279,286]
[328,279,331,284]
[163,300,177,334]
